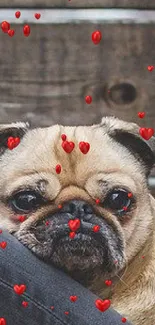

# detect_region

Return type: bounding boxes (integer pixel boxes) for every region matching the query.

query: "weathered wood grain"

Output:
[0,23,155,128]
[1,0,155,9]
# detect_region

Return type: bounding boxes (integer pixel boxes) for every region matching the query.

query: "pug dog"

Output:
[0,116,155,325]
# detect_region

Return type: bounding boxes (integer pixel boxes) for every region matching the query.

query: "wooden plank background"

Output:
[1,0,155,9]
[0,23,155,129]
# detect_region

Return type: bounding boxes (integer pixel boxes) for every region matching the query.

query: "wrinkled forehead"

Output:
[0,124,137,184]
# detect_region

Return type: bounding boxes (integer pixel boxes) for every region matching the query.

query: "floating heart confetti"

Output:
[8,29,15,37]
[62,141,75,153]
[45,221,49,226]
[50,306,54,310]
[0,242,7,249]
[92,30,102,44]
[105,280,112,286]
[147,65,154,72]
[95,299,111,312]
[23,25,31,37]
[64,311,69,315]
[79,142,90,154]
[93,225,100,232]
[138,112,145,119]
[85,95,92,104]
[1,21,10,33]
[123,206,128,211]
[0,318,6,325]
[55,164,61,174]
[22,301,28,308]
[95,199,100,204]
[15,11,21,18]
[121,317,127,323]
[13,284,26,295]
[128,192,133,198]
[7,137,20,150]
[61,134,67,141]
[69,232,76,239]
[58,204,62,209]
[68,219,80,232]
[70,295,78,302]
[139,127,154,140]
[35,13,41,20]
[0,230,2,234]
[142,255,145,259]
[18,215,26,222]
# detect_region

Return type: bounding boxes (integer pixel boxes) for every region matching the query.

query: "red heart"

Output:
[70,295,78,302]
[35,13,41,20]
[18,215,26,222]
[0,318,6,325]
[68,219,80,231]
[55,164,61,174]
[69,232,76,239]
[7,137,20,150]
[138,112,145,119]
[1,21,10,33]
[13,284,26,295]
[0,242,7,249]
[79,142,90,154]
[95,299,111,312]
[147,65,154,72]
[93,225,100,232]
[8,29,15,37]
[62,141,75,153]
[64,311,69,315]
[105,280,112,286]
[15,11,21,18]
[22,301,28,307]
[92,30,102,44]
[122,318,127,323]
[139,128,154,140]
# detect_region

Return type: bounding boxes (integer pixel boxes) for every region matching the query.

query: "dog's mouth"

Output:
[14,210,125,285]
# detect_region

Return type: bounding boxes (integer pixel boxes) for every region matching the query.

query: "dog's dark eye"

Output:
[10,191,45,213]
[104,189,132,214]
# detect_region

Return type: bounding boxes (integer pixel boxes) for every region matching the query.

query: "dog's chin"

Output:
[50,233,105,272]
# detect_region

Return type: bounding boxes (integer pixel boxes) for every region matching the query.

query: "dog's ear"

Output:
[100,116,155,176]
[0,122,30,156]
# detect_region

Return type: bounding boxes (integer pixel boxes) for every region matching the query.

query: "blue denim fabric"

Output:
[0,230,133,325]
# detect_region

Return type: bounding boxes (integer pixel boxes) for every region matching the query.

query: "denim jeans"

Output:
[0,230,133,325]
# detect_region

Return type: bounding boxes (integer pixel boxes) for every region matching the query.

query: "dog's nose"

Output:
[60,199,94,217]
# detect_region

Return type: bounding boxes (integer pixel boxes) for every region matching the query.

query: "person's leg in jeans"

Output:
[0,230,133,325]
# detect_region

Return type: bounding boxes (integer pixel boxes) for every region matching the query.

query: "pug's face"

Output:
[0,117,154,286]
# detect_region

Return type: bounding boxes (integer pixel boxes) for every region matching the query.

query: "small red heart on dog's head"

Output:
[13,284,26,295]
[0,318,6,325]
[79,142,90,154]
[95,299,111,312]
[62,141,75,153]
[7,137,20,150]
[0,241,7,249]
[68,219,81,232]
[139,127,154,140]
[70,295,78,302]
[138,112,145,119]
